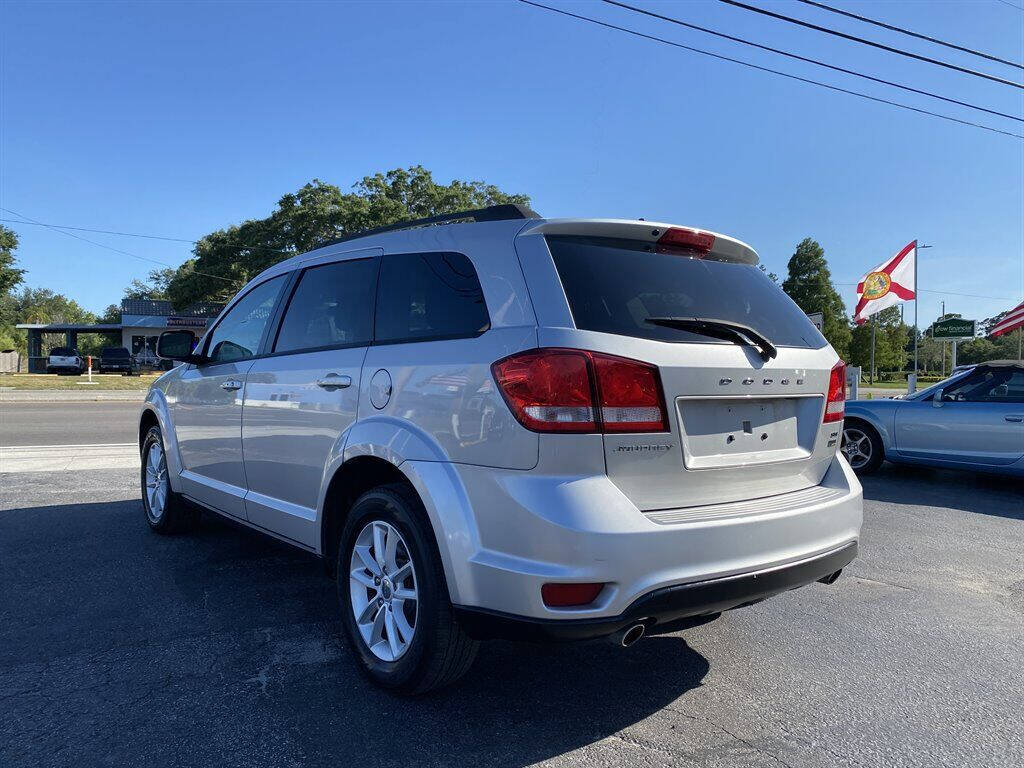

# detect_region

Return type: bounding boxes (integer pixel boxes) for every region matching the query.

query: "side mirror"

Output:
[932,388,944,407]
[157,330,202,363]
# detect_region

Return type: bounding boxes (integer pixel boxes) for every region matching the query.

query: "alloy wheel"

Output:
[144,441,168,521]
[349,520,418,662]
[841,426,873,470]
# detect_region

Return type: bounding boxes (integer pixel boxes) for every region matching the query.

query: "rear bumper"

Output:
[440,452,862,621]
[456,541,857,641]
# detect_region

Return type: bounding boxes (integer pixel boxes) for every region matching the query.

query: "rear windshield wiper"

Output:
[644,317,778,361]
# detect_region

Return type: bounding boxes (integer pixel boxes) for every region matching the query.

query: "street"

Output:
[0,402,140,447]
[2,402,1022,767]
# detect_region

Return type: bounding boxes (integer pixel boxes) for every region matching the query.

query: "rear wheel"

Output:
[841,421,884,475]
[141,426,196,533]
[337,483,478,694]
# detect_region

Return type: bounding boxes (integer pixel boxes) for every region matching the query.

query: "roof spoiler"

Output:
[316,203,542,249]
[520,219,759,265]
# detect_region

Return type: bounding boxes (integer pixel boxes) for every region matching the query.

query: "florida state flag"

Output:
[854,240,916,325]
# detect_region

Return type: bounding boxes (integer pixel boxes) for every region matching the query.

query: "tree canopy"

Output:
[781,238,851,359]
[167,166,531,308]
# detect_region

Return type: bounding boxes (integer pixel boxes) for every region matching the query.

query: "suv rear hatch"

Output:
[543,227,843,511]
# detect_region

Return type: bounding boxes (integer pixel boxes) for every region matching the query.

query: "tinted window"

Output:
[274,258,377,353]
[375,252,489,343]
[548,236,827,349]
[103,348,129,357]
[50,347,71,356]
[206,275,286,364]
[943,368,1024,403]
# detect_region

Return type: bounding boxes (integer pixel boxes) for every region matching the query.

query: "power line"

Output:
[717,0,1024,89]
[0,207,239,285]
[994,0,1024,12]
[603,0,1022,122]
[0,217,290,254]
[517,1,1024,139]
[795,0,1023,70]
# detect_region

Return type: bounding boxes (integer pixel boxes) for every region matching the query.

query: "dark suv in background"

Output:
[98,347,139,374]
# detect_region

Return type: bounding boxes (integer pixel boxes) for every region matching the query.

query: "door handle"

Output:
[316,374,352,389]
[220,380,243,391]
[1006,415,1024,423]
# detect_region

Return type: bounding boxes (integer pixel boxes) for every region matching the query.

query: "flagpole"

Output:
[870,315,876,385]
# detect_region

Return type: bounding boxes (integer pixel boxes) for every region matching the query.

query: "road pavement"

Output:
[1,401,1022,767]
[0,402,140,447]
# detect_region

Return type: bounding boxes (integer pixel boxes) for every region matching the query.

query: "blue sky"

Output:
[2,0,1022,328]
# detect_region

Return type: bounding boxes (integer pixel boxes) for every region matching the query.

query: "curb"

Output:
[0,390,147,402]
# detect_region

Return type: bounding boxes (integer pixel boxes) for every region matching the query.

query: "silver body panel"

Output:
[143,216,863,621]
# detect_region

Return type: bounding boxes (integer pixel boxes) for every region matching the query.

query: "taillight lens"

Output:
[824,361,846,423]
[492,349,669,434]
[656,227,715,255]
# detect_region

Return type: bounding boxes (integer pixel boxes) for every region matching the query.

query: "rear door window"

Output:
[547,235,826,349]
[374,252,489,343]
[274,258,378,354]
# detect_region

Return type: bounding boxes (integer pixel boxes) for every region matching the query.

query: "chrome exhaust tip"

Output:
[616,623,646,648]
[818,568,843,585]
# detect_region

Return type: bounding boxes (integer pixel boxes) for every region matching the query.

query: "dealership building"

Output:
[18,299,222,373]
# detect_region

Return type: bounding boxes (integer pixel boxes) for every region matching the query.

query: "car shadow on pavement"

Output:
[860,464,1024,520]
[1,497,711,768]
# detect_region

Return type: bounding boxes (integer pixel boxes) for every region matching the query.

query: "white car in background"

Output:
[46,347,85,374]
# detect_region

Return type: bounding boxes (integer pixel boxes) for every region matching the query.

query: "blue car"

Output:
[843,361,1024,477]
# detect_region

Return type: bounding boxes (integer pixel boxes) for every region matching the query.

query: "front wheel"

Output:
[338,484,478,695]
[841,421,884,475]
[141,426,196,533]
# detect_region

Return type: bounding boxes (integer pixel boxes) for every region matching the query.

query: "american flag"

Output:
[990,301,1024,338]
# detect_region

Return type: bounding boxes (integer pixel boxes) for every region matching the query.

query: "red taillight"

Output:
[491,349,669,434]
[656,227,715,255]
[541,582,605,607]
[824,361,846,423]
[591,354,668,432]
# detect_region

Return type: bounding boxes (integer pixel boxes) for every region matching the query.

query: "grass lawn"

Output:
[0,372,160,390]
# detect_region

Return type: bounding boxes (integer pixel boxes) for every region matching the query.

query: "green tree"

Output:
[0,226,25,296]
[0,227,26,351]
[781,238,851,358]
[123,268,176,301]
[168,167,531,308]
[847,306,908,378]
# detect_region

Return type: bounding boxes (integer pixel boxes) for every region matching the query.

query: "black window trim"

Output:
[195,249,492,365]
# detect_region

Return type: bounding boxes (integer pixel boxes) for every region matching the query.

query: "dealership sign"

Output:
[932,317,976,339]
[167,316,209,328]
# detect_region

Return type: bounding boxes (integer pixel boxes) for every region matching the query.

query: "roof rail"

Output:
[316,203,541,249]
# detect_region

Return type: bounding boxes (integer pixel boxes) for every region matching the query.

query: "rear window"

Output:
[548,236,826,349]
[103,348,129,357]
[374,252,489,344]
[50,347,72,356]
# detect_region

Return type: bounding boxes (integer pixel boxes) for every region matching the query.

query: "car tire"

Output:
[337,483,478,695]
[841,419,884,475]
[141,425,196,534]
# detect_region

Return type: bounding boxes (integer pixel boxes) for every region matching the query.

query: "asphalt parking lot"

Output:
[1,402,1022,767]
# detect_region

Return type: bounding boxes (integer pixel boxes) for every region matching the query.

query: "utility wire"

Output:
[994,0,1024,12]
[1,208,239,285]
[603,0,1022,122]
[0,216,290,254]
[795,0,1023,70]
[717,0,1024,89]
[517,1,1024,139]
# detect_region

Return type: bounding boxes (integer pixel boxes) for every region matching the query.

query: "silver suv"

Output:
[141,205,862,693]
